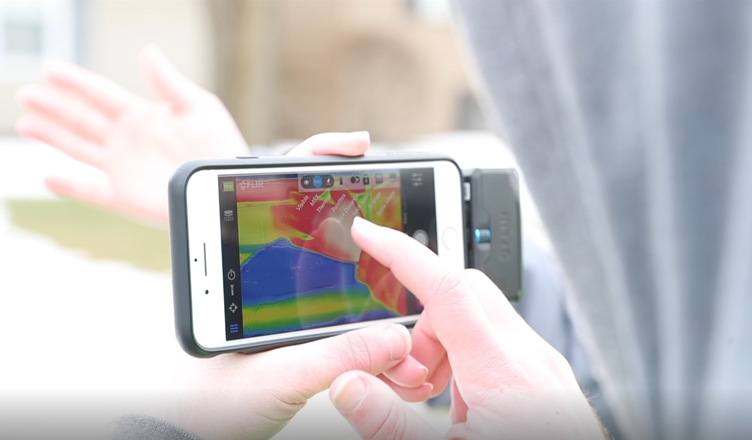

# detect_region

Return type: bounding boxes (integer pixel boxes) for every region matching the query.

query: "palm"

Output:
[17,45,248,225]
[99,96,246,222]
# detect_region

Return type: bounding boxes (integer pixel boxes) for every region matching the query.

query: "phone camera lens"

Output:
[205,290,209,295]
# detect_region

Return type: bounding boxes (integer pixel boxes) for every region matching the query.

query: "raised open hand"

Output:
[16,45,248,225]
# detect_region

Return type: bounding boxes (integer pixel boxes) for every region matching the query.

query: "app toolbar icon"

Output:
[301,175,335,189]
[411,172,424,187]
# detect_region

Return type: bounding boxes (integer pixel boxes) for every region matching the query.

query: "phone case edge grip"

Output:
[168,154,462,358]
[463,168,523,302]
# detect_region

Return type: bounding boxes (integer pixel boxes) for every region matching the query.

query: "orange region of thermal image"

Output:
[236,176,410,315]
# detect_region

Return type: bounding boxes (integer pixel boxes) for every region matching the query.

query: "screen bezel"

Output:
[185,160,465,352]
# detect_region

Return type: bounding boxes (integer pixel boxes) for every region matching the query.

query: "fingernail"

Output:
[351,130,370,140]
[352,216,365,230]
[427,382,440,397]
[385,324,410,361]
[331,372,368,413]
[418,365,430,382]
[351,216,373,232]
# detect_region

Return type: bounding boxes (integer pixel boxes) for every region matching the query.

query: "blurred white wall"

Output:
[83,0,214,97]
[1,0,482,143]
[0,0,214,134]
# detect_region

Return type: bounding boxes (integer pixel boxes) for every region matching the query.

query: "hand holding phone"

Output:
[162,321,430,440]
[170,146,465,356]
[329,219,606,440]
[158,133,434,440]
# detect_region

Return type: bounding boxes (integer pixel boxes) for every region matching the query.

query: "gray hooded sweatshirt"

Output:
[454,1,752,439]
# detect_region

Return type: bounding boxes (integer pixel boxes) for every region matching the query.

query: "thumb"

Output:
[330,371,442,440]
[258,323,430,405]
[139,44,202,108]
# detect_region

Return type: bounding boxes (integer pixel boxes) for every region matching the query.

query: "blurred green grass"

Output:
[5,199,170,272]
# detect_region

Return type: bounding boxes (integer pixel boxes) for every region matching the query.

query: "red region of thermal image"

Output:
[236,176,409,315]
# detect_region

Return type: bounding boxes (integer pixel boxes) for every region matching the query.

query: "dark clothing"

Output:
[111,415,201,440]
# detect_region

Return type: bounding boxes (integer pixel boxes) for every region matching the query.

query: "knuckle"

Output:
[464,267,490,283]
[369,403,407,440]
[521,334,571,371]
[201,91,223,107]
[342,331,376,372]
[504,339,575,389]
[307,132,325,142]
[463,268,499,292]
[266,373,310,408]
[430,269,469,305]
[541,345,573,377]
[301,133,326,150]
[464,267,485,278]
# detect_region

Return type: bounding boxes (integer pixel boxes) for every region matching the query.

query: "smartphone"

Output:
[169,154,465,357]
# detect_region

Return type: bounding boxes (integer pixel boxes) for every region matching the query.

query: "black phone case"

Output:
[168,153,464,358]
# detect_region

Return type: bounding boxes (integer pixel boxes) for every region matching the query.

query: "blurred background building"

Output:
[0,0,486,144]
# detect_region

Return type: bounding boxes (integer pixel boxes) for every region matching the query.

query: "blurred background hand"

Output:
[15,44,249,226]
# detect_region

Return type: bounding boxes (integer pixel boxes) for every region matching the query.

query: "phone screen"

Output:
[217,168,437,340]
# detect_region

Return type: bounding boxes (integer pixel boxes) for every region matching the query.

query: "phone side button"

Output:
[442,227,459,250]
[236,156,259,159]
[412,229,430,247]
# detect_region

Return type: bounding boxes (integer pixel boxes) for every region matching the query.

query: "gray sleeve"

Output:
[454,1,752,440]
[514,233,621,438]
[111,415,202,440]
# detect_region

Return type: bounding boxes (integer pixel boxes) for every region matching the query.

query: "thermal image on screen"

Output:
[234,171,411,337]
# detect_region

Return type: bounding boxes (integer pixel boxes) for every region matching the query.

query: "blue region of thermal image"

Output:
[240,237,370,304]
[239,237,400,336]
